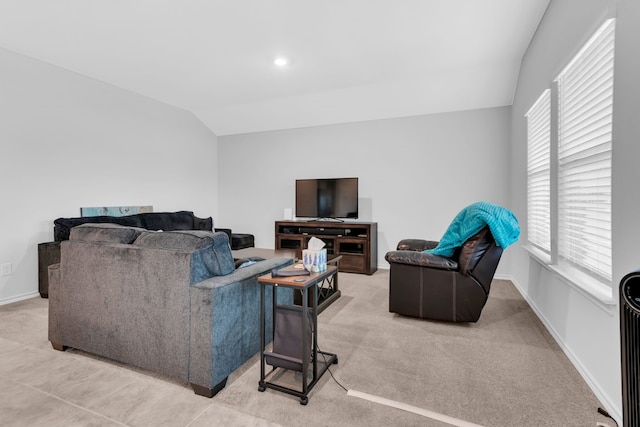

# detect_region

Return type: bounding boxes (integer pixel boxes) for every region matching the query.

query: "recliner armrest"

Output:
[385,250,458,270]
[396,239,439,251]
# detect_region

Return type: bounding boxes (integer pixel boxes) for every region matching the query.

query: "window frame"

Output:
[526,89,552,255]
[524,18,616,304]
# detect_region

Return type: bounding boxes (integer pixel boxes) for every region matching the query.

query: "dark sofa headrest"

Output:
[138,211,196,231]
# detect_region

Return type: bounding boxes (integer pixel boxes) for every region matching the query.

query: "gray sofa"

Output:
[48,223,293,397]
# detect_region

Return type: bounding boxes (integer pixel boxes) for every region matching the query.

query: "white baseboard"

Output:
[0,291,40,306]
[508,276,622,425]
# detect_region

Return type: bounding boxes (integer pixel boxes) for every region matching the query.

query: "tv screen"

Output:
[296,178,358,219]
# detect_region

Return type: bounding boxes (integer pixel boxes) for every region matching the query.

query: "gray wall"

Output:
[509,0,635,421]
[218,106,512,274]
[0,48,219,304]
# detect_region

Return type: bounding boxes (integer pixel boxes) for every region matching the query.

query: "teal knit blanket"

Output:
[424,202,520,257]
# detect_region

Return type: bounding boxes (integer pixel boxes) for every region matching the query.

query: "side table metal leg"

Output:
[312,282,318,382]
[301,286,309,401]
[259,283,266,391]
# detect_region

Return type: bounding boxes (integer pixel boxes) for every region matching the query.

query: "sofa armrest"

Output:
[191,257,293,289]
[188,256,294,391]
[396,239,439,251]
[385,250,458,270]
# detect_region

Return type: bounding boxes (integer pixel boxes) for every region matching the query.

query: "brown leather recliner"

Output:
[385,227,503,323]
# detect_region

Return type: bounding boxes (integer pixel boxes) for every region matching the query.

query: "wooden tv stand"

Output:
[274,220,377,275]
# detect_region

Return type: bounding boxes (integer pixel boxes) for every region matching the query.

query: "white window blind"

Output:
[526,89,551,253]
[556,19,615,283]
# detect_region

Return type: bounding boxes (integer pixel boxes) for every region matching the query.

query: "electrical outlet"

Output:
[0,263,12,276]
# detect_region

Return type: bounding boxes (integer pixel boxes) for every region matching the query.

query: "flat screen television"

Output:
[295,177,358,220]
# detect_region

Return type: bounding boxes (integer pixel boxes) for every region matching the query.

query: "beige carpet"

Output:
[0,270,615,426]
[213,271,612,426]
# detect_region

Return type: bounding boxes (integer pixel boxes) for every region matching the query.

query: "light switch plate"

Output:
[0,263,11,276]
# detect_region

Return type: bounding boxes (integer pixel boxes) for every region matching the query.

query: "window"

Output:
[526,90,551,254]
[526,19,615,296]
[556,19,615,283]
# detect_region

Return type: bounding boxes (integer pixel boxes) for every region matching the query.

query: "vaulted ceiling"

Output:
[0,0,549,135]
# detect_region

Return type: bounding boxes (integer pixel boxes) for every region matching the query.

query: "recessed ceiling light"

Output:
[274,57,288,67]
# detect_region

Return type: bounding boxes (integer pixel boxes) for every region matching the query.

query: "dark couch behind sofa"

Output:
[53,210,213,241]
[48,223,293,397]
[38,211,213,298]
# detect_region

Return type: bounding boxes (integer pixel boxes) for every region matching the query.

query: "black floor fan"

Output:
[620,270,640,426]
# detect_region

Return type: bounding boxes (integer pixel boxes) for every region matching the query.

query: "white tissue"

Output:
[307,236,326,250]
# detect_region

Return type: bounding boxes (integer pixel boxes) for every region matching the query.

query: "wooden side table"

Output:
[232,248,341,312]
[257,266,338,405]
[293,255,342,313]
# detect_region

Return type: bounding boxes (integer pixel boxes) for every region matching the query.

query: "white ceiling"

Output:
[0,0,549,136]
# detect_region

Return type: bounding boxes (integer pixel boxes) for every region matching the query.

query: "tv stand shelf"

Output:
[275,220,377,275]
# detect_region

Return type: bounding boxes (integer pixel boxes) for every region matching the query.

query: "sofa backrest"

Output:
[69,223,146,244]
[54,210,213,241]
[453,226,503,293]
[56,215,143,241]
[68,223,234,282]
[137,211,209,232]
[133,229,235,281]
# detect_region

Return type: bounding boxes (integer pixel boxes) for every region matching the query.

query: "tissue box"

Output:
[302,249,327,273]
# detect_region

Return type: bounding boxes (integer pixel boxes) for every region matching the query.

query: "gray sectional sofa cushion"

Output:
[69,223,146,244]
[70,225,236,281]
[48,224,293,397]
[133,229,235,279]
[133,229,219,250]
